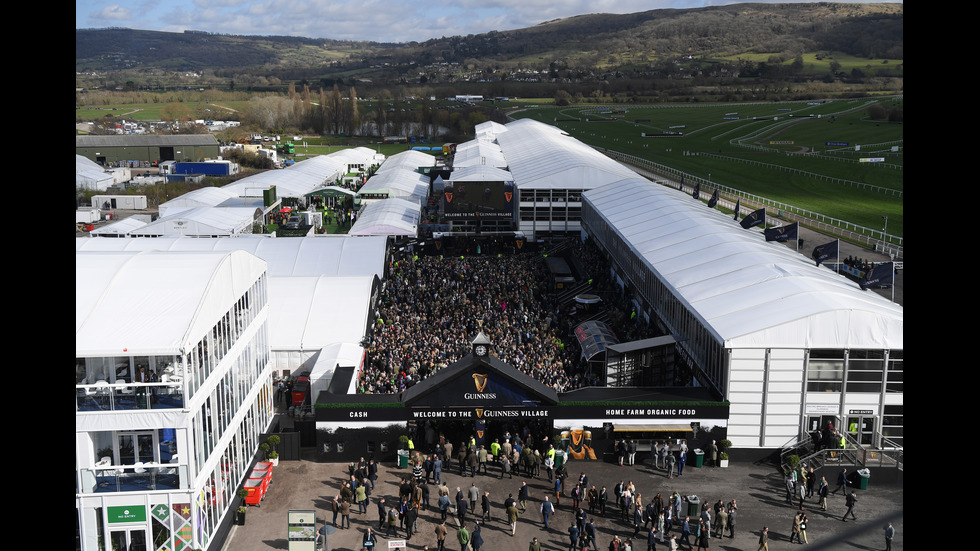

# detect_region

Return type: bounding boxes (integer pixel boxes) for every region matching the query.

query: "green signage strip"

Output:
[108,505,147,524]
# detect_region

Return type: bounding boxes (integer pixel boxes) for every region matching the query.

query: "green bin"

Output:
[853,468,870,490]
[686,495,700,517]
[397,450,409,469]
[691,449,704,468]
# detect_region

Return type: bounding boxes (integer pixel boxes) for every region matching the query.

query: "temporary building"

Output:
[127,207,261,237]
[267,275,378,372]
[375,150,434,174]
[76,155,114,191]
[348,197,420,237]
[74,235,388,279]
[355,168,429,205]
[158,187,263,217]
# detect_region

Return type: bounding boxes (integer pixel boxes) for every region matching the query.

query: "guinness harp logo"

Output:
[476,409,484,418]
[477,430,485,439]
[473,373,489,392]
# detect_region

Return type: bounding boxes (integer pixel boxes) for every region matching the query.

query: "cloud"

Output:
[91,3,134,21]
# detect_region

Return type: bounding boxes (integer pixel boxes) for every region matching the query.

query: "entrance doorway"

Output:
[846,415,875,446]
[109,526,147,551]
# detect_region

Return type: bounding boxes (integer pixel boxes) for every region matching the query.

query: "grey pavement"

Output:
[222,454,903,551]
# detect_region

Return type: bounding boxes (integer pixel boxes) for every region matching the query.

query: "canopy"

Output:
[128,207,260,237]
[76,249,267,357]
[583,179,903,350]
[349,197,420,236]
[267,276,376,370]
[75,235,388,279]
[573,320,620,361]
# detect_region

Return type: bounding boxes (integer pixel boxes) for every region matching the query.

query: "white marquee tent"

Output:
[76,249,268,357]
[583,179,903,350]
[267,275,377,371]
[74,235,388,279]
[127,207,260,237]
[76,155,114,191]
[349,197,420,237]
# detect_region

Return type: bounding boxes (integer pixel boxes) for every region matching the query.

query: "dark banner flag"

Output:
[707,189,719,208]
[692,182,700,200]
[740,208,766,229]
[764,222,799,242]
[811,239,839,267]
[859,262,895,290]
[733,198,740,220]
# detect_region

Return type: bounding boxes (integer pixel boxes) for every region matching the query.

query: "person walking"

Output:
[456,524,470,551]
[666,453,676,479]
[435,521,448,551]
[568,522,581,551]
[884,522,895,551]
[585,518,599,551]
[677,450,686,476]
[842,491,857,522]
[385,505,399,537]
[471,522,484,551]
[541,495,555,529]
[377,497,388,529]
[758,526,769,551]
[798,511,809,544]
[529,537,541,551]
[519,481,529,512]
[832,468,849,495]
[680,517,692,549]
[789,511,803,544]
[481,491,492,522]
[363,527,378,551]
[468,483,480,512]
[507,501,521,536]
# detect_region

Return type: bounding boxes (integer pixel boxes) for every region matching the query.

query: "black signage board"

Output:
[554,404,729,421]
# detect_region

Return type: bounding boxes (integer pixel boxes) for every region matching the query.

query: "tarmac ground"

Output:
[222,452,903,551]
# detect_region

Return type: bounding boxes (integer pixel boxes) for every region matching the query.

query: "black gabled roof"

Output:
[402,352,559,406]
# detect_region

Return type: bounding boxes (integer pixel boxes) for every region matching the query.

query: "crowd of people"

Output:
[357,238,660,395]
[322,431,745,551]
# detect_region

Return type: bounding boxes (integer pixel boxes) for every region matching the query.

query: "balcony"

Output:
[78,461,187,494]
[76,381,184,412]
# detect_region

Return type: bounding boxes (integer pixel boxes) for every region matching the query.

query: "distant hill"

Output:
[76,3,902,74]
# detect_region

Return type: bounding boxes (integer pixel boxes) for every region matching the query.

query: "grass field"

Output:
[511,98,903,239]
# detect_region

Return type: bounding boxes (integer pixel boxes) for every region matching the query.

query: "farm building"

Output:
[75,135,221,166]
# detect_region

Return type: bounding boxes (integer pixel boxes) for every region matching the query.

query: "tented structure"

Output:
[581,178,903,449]
[89,216,148,237]
[375,150,435,174]
[127,207,261,237]
[446,165,514,184]
[74,235,388,279]
[158,187,264,217]
[355,168,429,205]
[452,138,508,169]
[348,197,420,237]
[75,249,273,551]
[222,154,349,199]
[308,342,366,399]
[267,275,378,372]
[76,155,113,191]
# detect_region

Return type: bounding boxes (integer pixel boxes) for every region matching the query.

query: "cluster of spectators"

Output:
[359,251,594,394]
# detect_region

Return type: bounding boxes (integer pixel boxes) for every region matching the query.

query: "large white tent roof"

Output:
[76,155,113,191]
[349,197,420,236]
[267,276,375,353]
[448,165,514,183]
[375,150,434,174]
[76,249,267,357]
[127,207,259,237]
[221,155,348,198]
[357,168,429,201]
[496,118,636,190]
[583,179,903,350]
[75,235,388,279]
[453,139,508,169]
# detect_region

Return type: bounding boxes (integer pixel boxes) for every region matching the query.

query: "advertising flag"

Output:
[740,208,766,229]
[692,182,700,200]
[811,239,839,267]
[707,189,719,208]
[859,262,895,290]
[764,222,799,242]
[733,198,740,220]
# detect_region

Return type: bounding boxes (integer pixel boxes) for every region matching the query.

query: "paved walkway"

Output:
[222,454,902,551]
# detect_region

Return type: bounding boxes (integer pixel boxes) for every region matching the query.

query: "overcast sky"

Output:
[76,0,900,44]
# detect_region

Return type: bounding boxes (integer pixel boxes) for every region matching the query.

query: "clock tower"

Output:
[471,331,491,360]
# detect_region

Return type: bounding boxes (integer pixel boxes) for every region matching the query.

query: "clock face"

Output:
[475,345,488,357]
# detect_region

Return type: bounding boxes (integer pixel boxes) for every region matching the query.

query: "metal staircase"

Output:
[779,428,903,474]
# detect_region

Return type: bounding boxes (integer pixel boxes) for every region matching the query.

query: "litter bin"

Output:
[853,468,871,490]
[691,449,704,468]
[397,449,409,469]
[555,449,566,468]
[686,495,700,517]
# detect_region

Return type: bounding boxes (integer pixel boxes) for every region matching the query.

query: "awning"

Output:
[613,424,694,432]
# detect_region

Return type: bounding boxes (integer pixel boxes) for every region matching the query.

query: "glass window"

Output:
[886,350,903,393]
[807,350,844,392]
[846,350,884,393]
